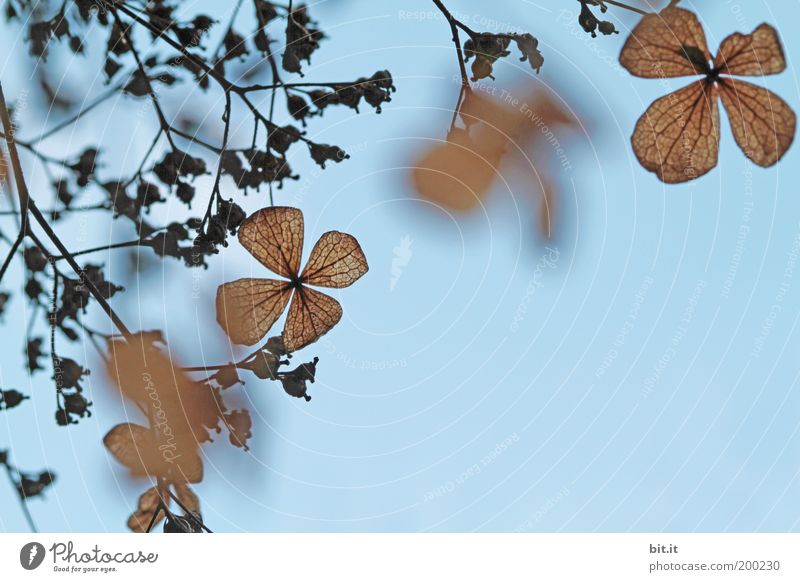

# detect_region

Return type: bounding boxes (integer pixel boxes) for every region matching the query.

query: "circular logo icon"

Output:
[19,542,45,570]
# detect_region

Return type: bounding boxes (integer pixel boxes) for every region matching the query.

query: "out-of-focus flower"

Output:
[411,86,584,239]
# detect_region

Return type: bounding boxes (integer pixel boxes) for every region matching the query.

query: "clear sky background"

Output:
[1,0,800,532]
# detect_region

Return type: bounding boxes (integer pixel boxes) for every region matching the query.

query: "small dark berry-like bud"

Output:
[24,247,49,272]
[55,407,74,426]
[0,389,28,409]
[471,57,494,81]
[214,365,241,389]
[308,143,348,168]
[598,20,618,35]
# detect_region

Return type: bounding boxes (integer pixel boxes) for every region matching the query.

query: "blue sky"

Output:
[1,0,800,532]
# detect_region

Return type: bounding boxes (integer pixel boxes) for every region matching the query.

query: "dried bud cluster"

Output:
[464,32,544,81]
[0,389,28,410]
[52,356,92,426]
[287,71,397,123]
[0,450,56,501]
[282,5,324,76]
[578,0,619,38]
[210,335,319,402]
[2,0,394,534]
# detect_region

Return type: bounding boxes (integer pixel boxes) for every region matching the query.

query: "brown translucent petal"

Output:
[169,450,204,484]
[103,423,158,478]
[127,486,168,533]
[301,231,369,289]
[631,80,720,183]
[461,90,580,141]
[459,91,521,135]
[620,7,712,78]
[718,78,796,167]
[714,24,786,77]
[216,278,292,345]
[282,285,343,352]
[238,206,304,279]
[174,483,201,516]
[105,334,214,484]
[102,423,204,484]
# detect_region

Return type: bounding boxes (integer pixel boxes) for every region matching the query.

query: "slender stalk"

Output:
[3,464,38,533]
[0,82,132,337]
[0,233,23,285]
[55,238,147,261]
[167,488,213,533]
[604,0,650,16]
[431,0,472,93]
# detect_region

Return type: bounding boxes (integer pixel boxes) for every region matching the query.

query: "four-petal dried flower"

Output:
[216,207,368,351]
[620,7,796,182]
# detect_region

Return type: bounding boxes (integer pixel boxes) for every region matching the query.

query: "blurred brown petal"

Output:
[412,86,583,239]
[105,333,217,484]
[127,486,168,533]
[104,423,159,478]
[174,483,201,516]
[411,128,500,212]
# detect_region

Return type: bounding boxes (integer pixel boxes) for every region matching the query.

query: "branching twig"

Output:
[0,82,132,337]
